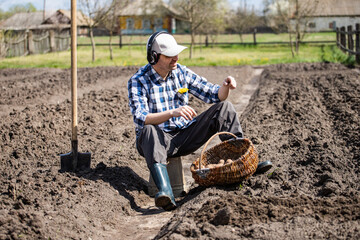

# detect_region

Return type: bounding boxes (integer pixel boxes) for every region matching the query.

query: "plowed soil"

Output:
[0,63,359,240]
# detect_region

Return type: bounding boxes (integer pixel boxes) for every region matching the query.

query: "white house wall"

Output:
[291,17,360,32]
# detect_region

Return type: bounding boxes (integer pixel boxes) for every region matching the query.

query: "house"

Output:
[117,0,186,35]
[266,0,359,32]
[43,9,93,35]
[0,11,55,31]
[0,10,92,35]
[298,0,360,32]
[0,10,93,57]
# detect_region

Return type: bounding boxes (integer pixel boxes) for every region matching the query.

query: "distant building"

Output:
[303,0,360,31]
[0,10,92,35]
[0,11,55,31]
[117,0,188,35]
[267,0,360,32]
[0,10,93,57]
[43,9,93,35]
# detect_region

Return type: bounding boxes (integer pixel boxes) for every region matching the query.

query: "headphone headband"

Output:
[147,31,168,65]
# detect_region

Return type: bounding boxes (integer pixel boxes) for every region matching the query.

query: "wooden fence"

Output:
[336,23,360,64]
[3,30,70,58]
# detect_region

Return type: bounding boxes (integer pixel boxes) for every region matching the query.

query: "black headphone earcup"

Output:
[151,51,158,65]
[147,51,154,64]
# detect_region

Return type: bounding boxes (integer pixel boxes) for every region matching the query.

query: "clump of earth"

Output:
[0,63,359,239]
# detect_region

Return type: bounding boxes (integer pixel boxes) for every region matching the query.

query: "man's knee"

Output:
[219,100,235,111]
[216,101,237,117]
[141,124,157,135]
[140,124,163,140]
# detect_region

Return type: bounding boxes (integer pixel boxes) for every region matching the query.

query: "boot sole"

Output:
[155,195,176,211]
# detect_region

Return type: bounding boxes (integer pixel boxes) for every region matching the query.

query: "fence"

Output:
[3,30,337,58]
[3,30,70,58]
[336,23,360,64]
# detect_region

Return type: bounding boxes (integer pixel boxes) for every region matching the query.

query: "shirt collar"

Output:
[149,65,175,83]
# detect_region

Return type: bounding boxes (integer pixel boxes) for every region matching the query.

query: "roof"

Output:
[0,9,92,30]
[0,11,55,30]
[43,9,93,26]
[117,0,180,16]
[303,0,360,17]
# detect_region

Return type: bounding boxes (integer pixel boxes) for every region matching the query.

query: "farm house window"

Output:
[126,18,134,30]
[308,22,316,28]
[329,21,336,30]
[143,19,151,29]
[155,18,163,30]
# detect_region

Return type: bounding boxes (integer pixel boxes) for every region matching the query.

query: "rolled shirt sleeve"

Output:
[128,70,150,130]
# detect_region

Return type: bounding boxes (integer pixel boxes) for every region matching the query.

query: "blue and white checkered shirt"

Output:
[128,63,221,134]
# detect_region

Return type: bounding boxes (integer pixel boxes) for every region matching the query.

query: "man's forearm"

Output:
[218,85,230,101]
[144,105,197,125]
[144,111,173,125]
[218,76,236,101]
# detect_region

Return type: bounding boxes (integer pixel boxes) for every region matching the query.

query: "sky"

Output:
[0,0,265,13]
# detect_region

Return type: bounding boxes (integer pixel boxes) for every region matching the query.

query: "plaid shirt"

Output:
[128,63,221,134]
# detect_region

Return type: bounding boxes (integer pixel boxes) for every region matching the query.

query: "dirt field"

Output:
[0,63,359,240]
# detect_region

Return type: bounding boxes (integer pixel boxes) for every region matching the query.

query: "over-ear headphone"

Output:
[147,31,168,65]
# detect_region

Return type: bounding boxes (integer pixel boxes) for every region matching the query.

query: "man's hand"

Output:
[218,76,236,101]
[223,76,236,90]
[171,105,197,120]
[145,105,197,125]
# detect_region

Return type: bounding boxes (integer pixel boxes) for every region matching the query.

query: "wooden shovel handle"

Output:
[71,0,77,141]
[199,132,237,170]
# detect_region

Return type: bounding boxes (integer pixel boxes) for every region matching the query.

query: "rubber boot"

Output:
[255,160,273,174]
[149,163,177,211]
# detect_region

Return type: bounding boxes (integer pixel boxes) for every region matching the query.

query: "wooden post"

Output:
[119,33,122,48]
[340,26,346,53]
[336,27,339,47]
[347,25,353,54]
[356,24,360,64]
[49,30,56,52]
[27,30,34,55]
[253,28,257,45]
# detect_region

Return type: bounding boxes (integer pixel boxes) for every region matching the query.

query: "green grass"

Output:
[77,32,336,45]
[0,43,350,69]
[0,32,353,69]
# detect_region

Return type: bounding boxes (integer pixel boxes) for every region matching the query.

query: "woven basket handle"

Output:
[199,131,237,171]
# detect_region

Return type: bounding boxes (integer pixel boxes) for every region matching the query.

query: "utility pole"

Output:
[43,0,46,21]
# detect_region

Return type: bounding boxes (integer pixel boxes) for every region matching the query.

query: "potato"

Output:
[226,159,233,164]
[207,164,216,169]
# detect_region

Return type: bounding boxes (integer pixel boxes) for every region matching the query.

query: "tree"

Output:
[8,3,37,13]
[78,0,112,62]
[98,0,125,60]
[0,3,37,21]
[170,0,226,59]
[264,0,319,56]
[197,1,227,47]
[227,1,261,43]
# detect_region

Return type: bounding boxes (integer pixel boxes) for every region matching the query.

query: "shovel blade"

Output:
[60,151,91,172]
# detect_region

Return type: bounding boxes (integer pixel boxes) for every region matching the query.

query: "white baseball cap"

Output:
[151,33,187,57]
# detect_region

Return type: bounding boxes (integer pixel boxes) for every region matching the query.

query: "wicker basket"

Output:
[190,132,258,186]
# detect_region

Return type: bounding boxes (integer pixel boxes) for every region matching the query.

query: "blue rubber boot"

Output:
[149,163,177,211]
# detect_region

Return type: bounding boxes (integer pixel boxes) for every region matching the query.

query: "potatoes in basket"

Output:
[193,158,233,170]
